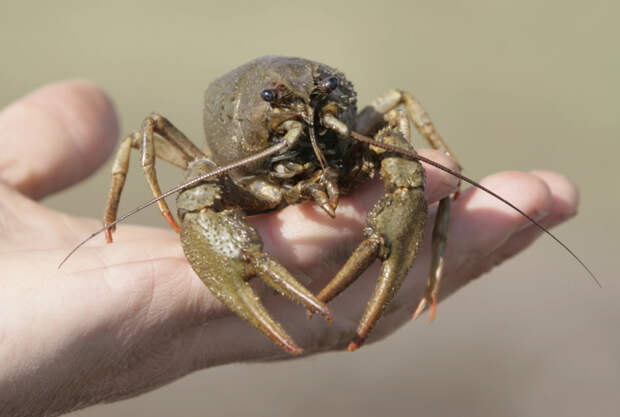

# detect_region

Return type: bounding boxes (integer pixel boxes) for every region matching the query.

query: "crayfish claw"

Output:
[180,206,330,354]
[412,297,427,320]
[412,294,438,323]
[250,252,333,322]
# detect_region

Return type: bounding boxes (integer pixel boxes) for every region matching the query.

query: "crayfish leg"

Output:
[347,188,427,351]
[103,113,206,242]
[357,91,460,322]
[412,196,451,322]
[318,117,428,350]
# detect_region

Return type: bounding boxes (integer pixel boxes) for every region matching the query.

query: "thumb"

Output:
[0,80,118,200]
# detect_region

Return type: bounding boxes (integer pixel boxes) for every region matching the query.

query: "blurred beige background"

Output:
[2,0,618,416]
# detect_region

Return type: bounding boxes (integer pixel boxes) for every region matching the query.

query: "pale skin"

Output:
[0,80,579,417]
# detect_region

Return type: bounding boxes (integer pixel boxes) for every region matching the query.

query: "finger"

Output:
[477,170,580,272]
[418,149,461,203]
[337,149,460,212]
[530,170,579,220]
[324,171,553,343]
[0,79,118,199]
[252,149,459,267]
[440,171,554,292]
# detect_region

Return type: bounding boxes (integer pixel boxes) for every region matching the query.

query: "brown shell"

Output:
[203,56,356,167]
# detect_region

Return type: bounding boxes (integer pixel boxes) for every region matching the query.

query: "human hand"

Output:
[0,80,578,416]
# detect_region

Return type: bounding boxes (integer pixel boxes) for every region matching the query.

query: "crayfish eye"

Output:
[260,89,276,102]
[320,76,339,92]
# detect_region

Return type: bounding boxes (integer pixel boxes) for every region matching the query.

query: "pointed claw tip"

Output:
[164,212,181,233]
[428,296,438,323]
[283,342,303,355]
[321,203,336,218]
[412,298,427,320]
[320,307,334,323]
[105,229,114,244]
[306,306,332,323]
[428,312,436,323]
[288,347,303,355]
[347,334,364,352]
[347,342,360,352]
[329,198,339,211]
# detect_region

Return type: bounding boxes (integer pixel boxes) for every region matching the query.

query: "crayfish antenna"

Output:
[349,130,601,287]
[58,141,289,269]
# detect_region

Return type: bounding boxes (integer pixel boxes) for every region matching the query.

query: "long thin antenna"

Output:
[60,129,600,288]
[58,141,288,268]
[349,131,600,287]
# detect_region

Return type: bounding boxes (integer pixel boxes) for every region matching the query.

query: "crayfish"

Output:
[60,56,597,354]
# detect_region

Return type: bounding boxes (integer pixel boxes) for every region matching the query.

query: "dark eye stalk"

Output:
[261,89,277,102]
[319,76,339,92]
